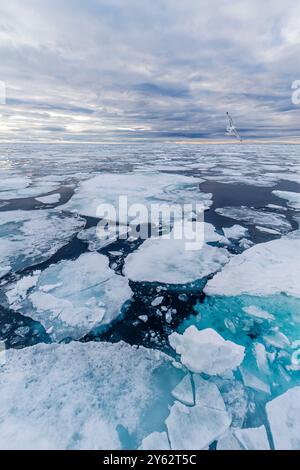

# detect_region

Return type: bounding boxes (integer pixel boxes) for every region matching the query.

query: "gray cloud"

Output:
[0,0,299,141]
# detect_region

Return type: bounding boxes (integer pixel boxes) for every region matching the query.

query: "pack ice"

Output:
[169,326,245,375]
[216,206,291,233]
[205,237,300,297]
[6,252,132,341]
[0,341,181,450]
[0,210,85,278]
[60,172,212,219]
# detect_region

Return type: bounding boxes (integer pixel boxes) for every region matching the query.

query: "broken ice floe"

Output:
[266,386,300,450]
[216,206,292,233]
[205,237,300,297]
[171,374,194,406]
[169,326,245,375]
[138,432,170,450]
[272,190,300,210]
[0,210,85,278]
[223,224,248,240]
[60,172,212,219]
[217,425,270,450]
[0,175,63,200]
[35,193,61,204]
[6,252,132,341]
[0,341,181,449]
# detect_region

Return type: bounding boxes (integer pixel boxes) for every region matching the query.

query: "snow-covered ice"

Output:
[266,386,300,450]
[205,237,300,297]
[0,341,180,450]
[193,375,226,411]
[7,253,131,341]
[169,326,245,375]
[139,432,170,450]
[166,400,231,450]
[272,190,300,210]
[223,224,248,240]
[0,210,85,277]
[217,426,270,450]
[171,374,194,406]
[36,193,61,204]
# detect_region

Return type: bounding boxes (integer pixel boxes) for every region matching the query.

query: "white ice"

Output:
[0,210,85,277]
[7,252,131,341]
[169,326,245,375]
[0,341,179,450]
[243,305,275,321]
[166,400,231,450]
[36,193,61,204]
[240,367,271,394]
[217,426,270,450]
[0,175,62,200]
[124,222,230,284]
[216,206,291,233]
[266,386,300,450]
[60,172,212,219]
[171,374,194,406]
[138,432,170,450]
[223,224,248,240]
[193,375,226,411]
[205,237,300,297]
[272,190,300,210]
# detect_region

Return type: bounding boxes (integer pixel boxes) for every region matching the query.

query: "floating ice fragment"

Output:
[216,206,291,233]
[272,190,300,210]
[166,401,231,450]
[139,432,170,450]
[193,375,226,411]
[266,386,300,449]
[240,367,271,394]
[171,375,194,406]
[36,193,61,204]
[255,226,280,235]
[169,326,245,375]
[223,225,248,240]
[243,305,275,321]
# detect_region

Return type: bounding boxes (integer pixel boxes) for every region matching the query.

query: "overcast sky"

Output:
[0,0,299,142]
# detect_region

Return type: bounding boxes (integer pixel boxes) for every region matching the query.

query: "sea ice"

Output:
[216,206,291,233]
[0,176,62,200]
[272,190,300,210]
[8,253,131,341]
[223,224,248,240]
[0,341,180,450]
[243,305,275,321]
[166,401,231,450]
[193,375,226,411]
[169,326,245,375]
[205,237,300,297]
[36,193,61,204]
[139,432,170,450]
[124,223,231,284]
[266,386,300,450]
[0,210,85,277]
[60,172,212,219]
[240,367,271,394]
[171,374,194,406]
[217,426,270,450]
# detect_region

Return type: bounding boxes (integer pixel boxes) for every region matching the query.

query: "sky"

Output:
[0,0,299,142]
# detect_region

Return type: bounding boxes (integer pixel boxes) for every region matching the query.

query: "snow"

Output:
[36,193,61,204]
[61,172,212,218]
[0,341,179,450]
[124,224,230,284]
[8,253,131,341]
[216,206,291,233]
[0,210,85,277]
[205,237,300,297]
[266,386,300,450]
[166,400,231,450]
[139,432,170,450]
[223,224,248,240]
[272,190,300,209]
[169,326,245,375]
[171,374,194,406]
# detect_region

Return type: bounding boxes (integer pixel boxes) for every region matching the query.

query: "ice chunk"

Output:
[216,206,291,233]
[171,374,194,406]
[0,176,61,200]
[223,225,248,240]
[125,235,230,284]
[0,210,85,277]
[36,193,61,204]
[193,375,226,411]
[151,296,164,307]
[77,225,129,251]
[0,341,179,449]
[234,426,270,450]
[5,272,40,309]
[205,237,300,297]
[255,226,280,234]
[254,343,269,374]
[243,305,275,321]
[169,326,245,375]
[272,190,300,210]
[217,429,243,450]
[240,367,270,394]
[139,432,170,450]
[266,386,300,449]
[10,253,131,341]
[166,401,231,450]
[61,172,211,218]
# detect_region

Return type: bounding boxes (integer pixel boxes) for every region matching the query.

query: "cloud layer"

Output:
[0,0,299,141]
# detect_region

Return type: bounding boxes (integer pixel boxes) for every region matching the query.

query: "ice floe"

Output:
[7,252,132,341]
[0,210,85,277]
[169,326,245,375]
[139,432,170,450]
[36,193,61,204]
[266,386,300,449]
[166,400,231,450]
[171,374,194,406]
[60,172,212,219]
[272,190,300,210]
[216,206,292,233]
[223,224,248,240]
[0,176,62,200]
[217,426,270,450]
[0,341,180,449]
[205,237,300,297]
